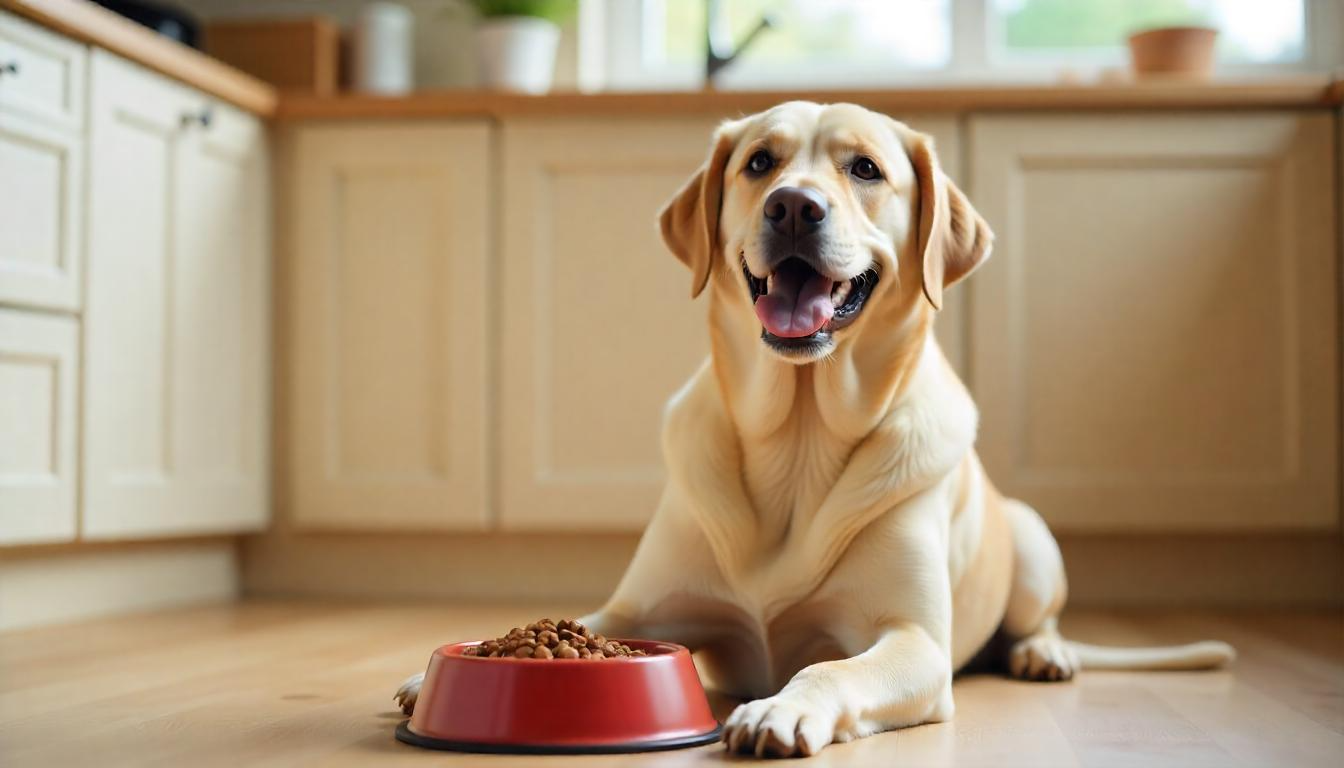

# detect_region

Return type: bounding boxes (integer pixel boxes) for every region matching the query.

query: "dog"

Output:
[396,101,1234,757]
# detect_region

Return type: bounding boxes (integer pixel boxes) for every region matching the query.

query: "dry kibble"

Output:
[465,618,648,661]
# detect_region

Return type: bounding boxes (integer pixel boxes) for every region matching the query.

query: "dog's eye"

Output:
[851,157,882,181]
[746,150,774,175]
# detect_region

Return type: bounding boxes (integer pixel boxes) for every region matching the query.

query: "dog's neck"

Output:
[707,287,954,542]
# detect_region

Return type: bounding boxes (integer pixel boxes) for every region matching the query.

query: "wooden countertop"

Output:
[1,0,276,116]
[279,78,1343,121]
[3,600,1341,766]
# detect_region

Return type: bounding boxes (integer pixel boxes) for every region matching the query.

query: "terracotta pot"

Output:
[1127,26,1218,79]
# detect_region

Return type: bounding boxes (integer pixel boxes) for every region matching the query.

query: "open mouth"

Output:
[742,257,878,353]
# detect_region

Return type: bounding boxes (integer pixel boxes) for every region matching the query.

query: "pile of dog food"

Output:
[462,618,647,660]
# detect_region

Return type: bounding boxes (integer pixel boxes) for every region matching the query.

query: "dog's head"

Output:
[660,101,992,363]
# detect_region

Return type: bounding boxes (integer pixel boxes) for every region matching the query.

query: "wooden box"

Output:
[205,17,340,96]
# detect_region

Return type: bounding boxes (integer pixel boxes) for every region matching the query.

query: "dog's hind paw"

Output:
[1009,633,1079,682]
[394,672,423,715]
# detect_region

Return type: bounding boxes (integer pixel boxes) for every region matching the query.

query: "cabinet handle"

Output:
[180,106,214,129]
[0,61,18,76]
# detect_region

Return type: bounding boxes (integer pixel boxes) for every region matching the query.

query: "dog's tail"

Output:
[1067,639,1235,671]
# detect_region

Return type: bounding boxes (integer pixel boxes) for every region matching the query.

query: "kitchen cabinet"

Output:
[494,118,717,530]
[0,11,84,311]
[0,309,78,545]
[273,105,1338,538]
[968,113,1338,532]
[285,123,489,530]
[495,116,964,531]
[82,50,270,539]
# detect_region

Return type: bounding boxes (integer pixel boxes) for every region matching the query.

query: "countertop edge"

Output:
[276,79,1343,122]
[1,0,277,117]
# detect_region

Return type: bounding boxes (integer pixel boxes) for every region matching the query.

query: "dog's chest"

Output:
[695,589,872,698]
[740,426,855,537]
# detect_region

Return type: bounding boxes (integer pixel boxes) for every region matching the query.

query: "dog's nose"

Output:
[764,186,827,237]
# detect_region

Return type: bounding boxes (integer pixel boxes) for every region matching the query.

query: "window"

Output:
[659,0,951,70]
[583,0,1331,91]
[993,0,1306,65]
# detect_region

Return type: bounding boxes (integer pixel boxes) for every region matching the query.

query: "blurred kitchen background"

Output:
[118,1,1342,91]
[0,0,1341,633]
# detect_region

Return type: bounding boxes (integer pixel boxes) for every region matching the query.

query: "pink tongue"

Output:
[754,261,835,339]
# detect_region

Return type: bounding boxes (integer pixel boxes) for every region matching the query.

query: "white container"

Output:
[476,17,560,94]
[354,2,414,94]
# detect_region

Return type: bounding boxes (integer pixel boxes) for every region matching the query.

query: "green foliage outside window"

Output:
[1001,0,1211,49]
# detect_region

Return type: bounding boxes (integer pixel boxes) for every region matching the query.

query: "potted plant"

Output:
[471,0,576,93]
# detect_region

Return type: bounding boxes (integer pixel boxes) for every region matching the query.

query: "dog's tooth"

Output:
[831,281,851,307]
[766,274,774,294]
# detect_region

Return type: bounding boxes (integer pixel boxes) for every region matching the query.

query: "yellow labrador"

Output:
[397,102,1233,757]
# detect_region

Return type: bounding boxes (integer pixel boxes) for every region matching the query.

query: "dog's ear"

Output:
[900,128,993,310]
[658,119,745,298]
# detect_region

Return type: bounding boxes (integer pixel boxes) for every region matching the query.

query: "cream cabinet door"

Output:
[0,309,78,544]
[286,124,488,530]
[0,11,85,311]
[0,11,85,132]
[968,113,1338,532]
[497,116,962,531]
[83,51,271,538]
[496,118,716,530]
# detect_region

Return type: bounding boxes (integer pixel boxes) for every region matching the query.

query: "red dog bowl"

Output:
[396,639,721,754]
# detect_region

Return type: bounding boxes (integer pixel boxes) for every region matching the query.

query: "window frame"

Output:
[578,0,1340,92]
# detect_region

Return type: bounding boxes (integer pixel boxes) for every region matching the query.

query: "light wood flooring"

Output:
[1,601,1340,766]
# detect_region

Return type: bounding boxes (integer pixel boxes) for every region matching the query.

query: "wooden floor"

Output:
[1,601,1340,767]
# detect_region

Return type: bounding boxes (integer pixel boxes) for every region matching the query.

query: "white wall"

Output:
[173,0,580,90]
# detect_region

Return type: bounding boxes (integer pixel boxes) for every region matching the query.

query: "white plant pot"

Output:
[476,17,560,94]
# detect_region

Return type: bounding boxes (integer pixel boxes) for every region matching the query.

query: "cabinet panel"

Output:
[496,118,716,530]
[172,99,271,532]
[968,113,1338,531]
[85,52,180,506]
[0,309,78,544]
[0,11,86,313]
[0,113,82,310]
[83,51,270,538]
[287,124,488,530]
[0,11,85,132]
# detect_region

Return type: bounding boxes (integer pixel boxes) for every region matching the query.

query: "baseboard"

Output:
[241,530,1344,608]
[0,541,240,632]
[240,531,639,604]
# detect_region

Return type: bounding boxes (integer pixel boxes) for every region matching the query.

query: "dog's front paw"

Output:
[724,695,835,758]
[394,672,423,715]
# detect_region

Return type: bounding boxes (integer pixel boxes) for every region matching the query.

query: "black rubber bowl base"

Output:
[395,720,722,755]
